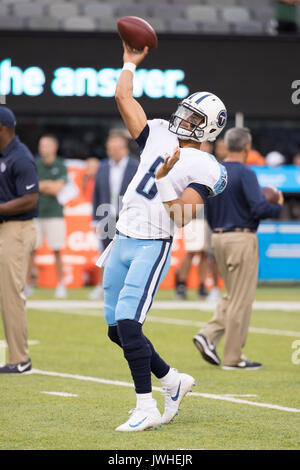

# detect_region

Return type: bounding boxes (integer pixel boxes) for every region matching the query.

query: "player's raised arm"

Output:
[115,42,149,139]
[155,148,205,228]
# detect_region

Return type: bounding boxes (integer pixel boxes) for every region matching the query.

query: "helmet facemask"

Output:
[169,102,207,142]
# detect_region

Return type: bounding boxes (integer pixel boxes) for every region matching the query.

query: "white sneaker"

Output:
[205,288,220,303]
[54,283,67,299]
[161,371,195,424]
[88,285,104,300]
[115,399,162,432]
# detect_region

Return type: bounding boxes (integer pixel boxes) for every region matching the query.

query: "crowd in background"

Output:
[20,124,300,168]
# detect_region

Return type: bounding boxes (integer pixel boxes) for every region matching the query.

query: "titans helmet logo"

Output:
[217,110,227,128]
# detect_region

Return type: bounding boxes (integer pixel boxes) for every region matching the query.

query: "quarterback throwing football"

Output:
[101,42,228,432]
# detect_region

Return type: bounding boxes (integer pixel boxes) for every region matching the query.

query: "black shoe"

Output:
[198,283,208,298]
[0,358,32,374]
[176,283,187,300]
[222,360,262,370]
[193,334,221,366]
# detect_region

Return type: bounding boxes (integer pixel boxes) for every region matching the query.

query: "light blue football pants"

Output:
[103,233,172,326]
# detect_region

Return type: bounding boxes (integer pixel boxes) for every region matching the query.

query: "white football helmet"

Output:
[169,91,227,143]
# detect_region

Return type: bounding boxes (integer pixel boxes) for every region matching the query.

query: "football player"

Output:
[100,42,228,432]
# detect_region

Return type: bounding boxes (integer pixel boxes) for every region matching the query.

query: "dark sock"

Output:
[199,282,207,296]
[177,282,186,293]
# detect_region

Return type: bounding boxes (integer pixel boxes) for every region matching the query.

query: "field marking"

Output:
[31,368,300,414]
[27,300,300,312]
[27,302,300,338]
[220,394,257,398]
[147,316,300,338]
[0,340,39,346]
[41,391,78,397]
[191,393,300,413]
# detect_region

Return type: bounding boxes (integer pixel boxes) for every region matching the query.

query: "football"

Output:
[262,185,280,204]
[117,16,158,51]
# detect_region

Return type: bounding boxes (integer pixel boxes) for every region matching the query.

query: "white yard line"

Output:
[147,316,300,338]
[27,300,300,312]
[0,340,39,346]
[153,301,300,312]
[220,394,257,398]
[27,301,300,337]
[41,391,78,397]
[30,368,300,414]
[247,326,300,337]
[190,393,300,413]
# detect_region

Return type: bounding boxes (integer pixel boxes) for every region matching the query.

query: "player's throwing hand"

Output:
[122,41,149,66]
[156,147,181,180]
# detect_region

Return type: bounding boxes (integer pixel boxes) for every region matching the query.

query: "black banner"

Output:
[0,31,299,119]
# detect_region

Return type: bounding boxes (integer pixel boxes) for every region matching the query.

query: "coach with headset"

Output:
[193,127,283,370]
[0,107,39,374]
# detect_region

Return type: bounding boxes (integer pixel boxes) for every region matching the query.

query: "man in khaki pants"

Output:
[193,128,283,370]
[0,107,39,373]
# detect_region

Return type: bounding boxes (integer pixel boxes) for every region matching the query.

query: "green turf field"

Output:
[0,286,299,450]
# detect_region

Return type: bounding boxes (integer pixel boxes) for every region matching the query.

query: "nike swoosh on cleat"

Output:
[129,417,148,428]
[171,381,181,401]
[17,363,30,373]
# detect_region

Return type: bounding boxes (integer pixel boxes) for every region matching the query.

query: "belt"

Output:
[213,227,256,234]
[116,229,173,242]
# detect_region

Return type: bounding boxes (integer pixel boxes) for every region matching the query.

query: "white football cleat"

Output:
[115,400,162,432]
[161,371,195,424]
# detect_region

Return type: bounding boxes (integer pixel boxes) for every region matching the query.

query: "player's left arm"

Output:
[155,148,204,227]
[115,42,149,139]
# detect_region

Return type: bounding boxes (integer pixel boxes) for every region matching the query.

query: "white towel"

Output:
[96,241,113,268]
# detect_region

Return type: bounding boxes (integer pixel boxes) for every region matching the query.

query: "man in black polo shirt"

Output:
[0,106,39,374]
[193,127,283,370]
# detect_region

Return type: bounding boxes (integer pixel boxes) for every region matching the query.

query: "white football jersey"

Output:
[116,119,227,239]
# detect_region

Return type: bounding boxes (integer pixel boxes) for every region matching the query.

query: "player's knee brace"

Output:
[107,325,122,347]
[117,319,151,362]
